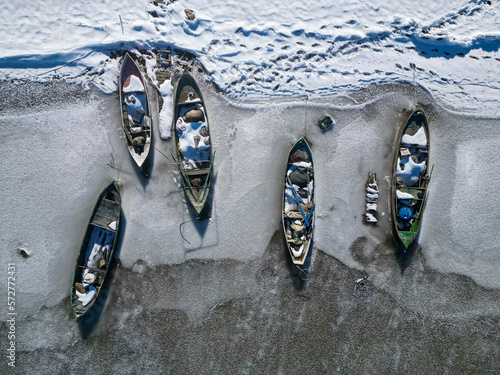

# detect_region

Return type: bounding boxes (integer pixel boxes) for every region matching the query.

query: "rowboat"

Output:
[119,53,152,173]
[171,72,214,215]
[282,137,315,265]
[71,182,121,322]
[391,106,432,249]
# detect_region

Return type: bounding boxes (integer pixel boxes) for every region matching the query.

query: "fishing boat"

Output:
[119,53,152,173]
[171,72,214,215]
[391,106,432,250]
[282,137,315,265]
[318,115,334,131]
[71,182,121,322]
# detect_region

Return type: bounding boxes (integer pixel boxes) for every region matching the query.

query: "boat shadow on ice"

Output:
[76,212,127,338]
[181,172,218,250]
[394,232,420,274]
[282,235,314,290]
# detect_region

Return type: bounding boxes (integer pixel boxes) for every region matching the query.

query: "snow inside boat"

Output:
[71,182,121,322]
[119,53,152,172]
[391,107,432,249]
[282,137,315,265]
[172,72,214,215]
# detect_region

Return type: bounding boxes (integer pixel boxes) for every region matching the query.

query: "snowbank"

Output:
[0,0,498,115]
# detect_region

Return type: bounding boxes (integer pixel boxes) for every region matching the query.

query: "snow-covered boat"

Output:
[391,107,432,249]
[282,137,315,265]
[171,72,214,215]
[119,53,152,173]
[71,182,121,322]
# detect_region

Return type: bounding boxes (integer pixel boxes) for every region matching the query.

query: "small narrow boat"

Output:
[391,106,432,249]
[282,138,315,265]
[119,53,152,173]
[71,182,121,322]
[318,115,334,131]
[171,72,214,215]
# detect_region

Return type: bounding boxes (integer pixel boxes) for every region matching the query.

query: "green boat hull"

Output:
[391,107,431,250]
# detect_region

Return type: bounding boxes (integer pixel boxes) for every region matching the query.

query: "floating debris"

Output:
[364,172,378,223]
[354,275,372,301]
[318,115,334,131]
[355,276,370,286]
[18,246,31,258]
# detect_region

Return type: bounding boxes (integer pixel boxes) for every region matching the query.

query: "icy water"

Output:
[1,77,499,374]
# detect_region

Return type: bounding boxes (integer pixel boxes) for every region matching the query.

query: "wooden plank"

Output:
[77,265,107,274]
[91,199,120,231]
[185,168,211,176]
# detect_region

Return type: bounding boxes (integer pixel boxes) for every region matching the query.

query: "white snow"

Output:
[108,221,117,231]
[158,80,173,139]
[76,286,96,307]
[402,126,427,146]
[396,190,416,200]
[123,75,145,93]
[176,104,210,168]
[124,93,147,125]
[82,273,96,288]
[291,244,304,258]
[397,156,426,186]
[0,0,498,115]
[289,162,312,170]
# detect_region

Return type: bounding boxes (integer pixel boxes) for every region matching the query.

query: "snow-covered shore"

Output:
[1,0,499,115]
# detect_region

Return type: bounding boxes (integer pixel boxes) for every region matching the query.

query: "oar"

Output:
[286,175,309,227]
[171,152,197,199]
[307,203,315,223]
[199,150,216,202]
[428,164,435,182]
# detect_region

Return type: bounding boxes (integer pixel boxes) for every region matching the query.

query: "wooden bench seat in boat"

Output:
[184,168,211,176]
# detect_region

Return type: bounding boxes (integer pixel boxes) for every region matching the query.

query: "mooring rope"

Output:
[155,146,173,163]
[179,215,211,244]
[296,265,310,281]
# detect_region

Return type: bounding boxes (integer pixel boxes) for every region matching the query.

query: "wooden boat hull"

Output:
[391,107,430,249]
[71,182,121,322]
[282,137,315,265]
[119,53,152,172]
[172,72,213,215]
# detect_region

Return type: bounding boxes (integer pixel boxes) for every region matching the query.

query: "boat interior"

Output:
[122,90,150,155]
[395,114,429,231]
[73,189,120,314]
[283,146,314,261]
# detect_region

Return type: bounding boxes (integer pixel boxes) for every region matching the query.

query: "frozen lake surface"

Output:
[0,75,499,373]
[1,0,499,372]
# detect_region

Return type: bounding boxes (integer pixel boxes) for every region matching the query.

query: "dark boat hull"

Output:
[71,182,121,321]
[172,72,213,215]
[282,137,315,266]
[119,53,152,172]
[391,107,431,250]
